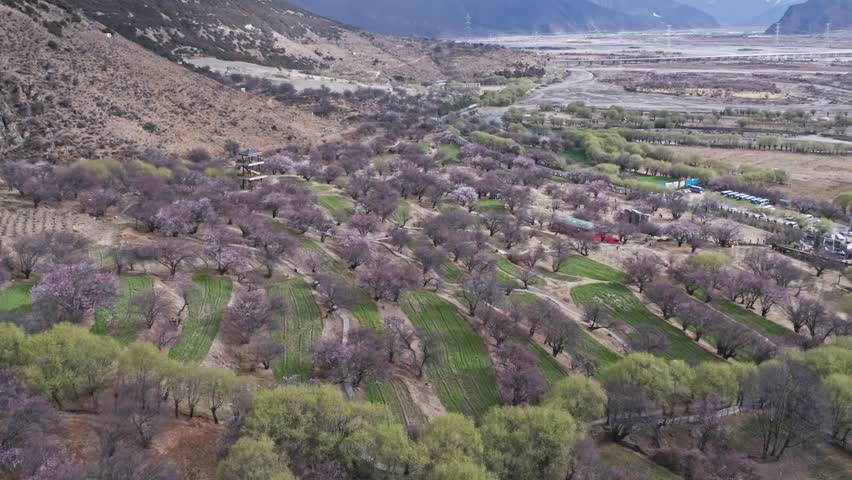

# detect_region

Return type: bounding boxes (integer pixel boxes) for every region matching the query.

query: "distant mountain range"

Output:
[767,0,852,34]
[290,0,719,37]
[679,1,803,26]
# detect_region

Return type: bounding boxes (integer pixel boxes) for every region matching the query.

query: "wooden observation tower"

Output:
[237,149,268,190]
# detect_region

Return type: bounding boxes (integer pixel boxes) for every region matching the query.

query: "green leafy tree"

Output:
[690,362,741,406]
[202,367,246,424]
[480,406,584,480]
[421,413,484,465]
[687,252,732,273]
[542,376,607,422]
[0,322,28,368]
[801,345,852,379]
[824,374,852,445]
[115,342,172,399]
[834,192,852,214]
[244,385,392,461]
[339,421,423,476]
[23,323,120,410]
[217,435,295,480]
[426,460,496,480]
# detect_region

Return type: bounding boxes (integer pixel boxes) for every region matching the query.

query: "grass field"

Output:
[271,278,323,381]
[508,291,539,307]
[351,286,382,333]
[438,144,461,162]
[92,276,154,345]
[438,261,464,284]
[367,378,426,428]
[714,300,792,337]
[537,267,581,283]
[494,256,524,287]
[572,283,716,364]
[559,256,625,283]
[318,195,355,219]
[402,291,501,418]
[524,339,568,384]
[0,280,34,315]
[169,273,232,363]
[476,199,506,212]
[579,330,622,376]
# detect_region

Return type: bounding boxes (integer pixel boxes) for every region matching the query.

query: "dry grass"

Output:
[0,5,333,160]
[670,146,852,201]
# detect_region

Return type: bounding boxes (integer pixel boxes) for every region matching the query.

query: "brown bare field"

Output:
[62,412,224,480]
[670,146,852,201]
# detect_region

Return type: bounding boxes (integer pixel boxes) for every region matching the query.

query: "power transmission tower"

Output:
[826,22,832,48]
[775,23,781,47]
[465,13,472,39]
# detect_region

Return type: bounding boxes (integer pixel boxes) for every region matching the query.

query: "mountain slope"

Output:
[0,3,332,160]
[767,0,852,33]
[680,0,802,26]
[51,0,542,83]
[291,0,716,37]
[590,0,719,29]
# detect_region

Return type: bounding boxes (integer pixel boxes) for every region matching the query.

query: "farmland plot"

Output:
[367,378,426,428]
[559,256,625,283]
[402,291,500,419]
[169,274,232,363]
[572,283,716,363]
[92,276,154,345]
[271,277,323,381]
[351,287,382,333]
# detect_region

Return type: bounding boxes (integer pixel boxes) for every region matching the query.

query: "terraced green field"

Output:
[559,256,625,282]
[367,378,426,428]
[318,195,355,219]
[92,276,154,345]
[537,268,581,283]
[438,261,464,284]
[579,330,621,376]
[351,287,382,333]
[572,283,716,363]
[271,278,323,381]
[168,274,232,363]
[715,300,792,337]
[525,340,568,384]
[402,291,500,418]
[0,280,34,315]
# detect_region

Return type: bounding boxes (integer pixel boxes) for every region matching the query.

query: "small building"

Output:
[624,208,652,225]
[557,216,595,232]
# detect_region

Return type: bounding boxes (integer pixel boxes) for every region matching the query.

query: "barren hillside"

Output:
[50,0,545,84]
[0,4,334,161]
